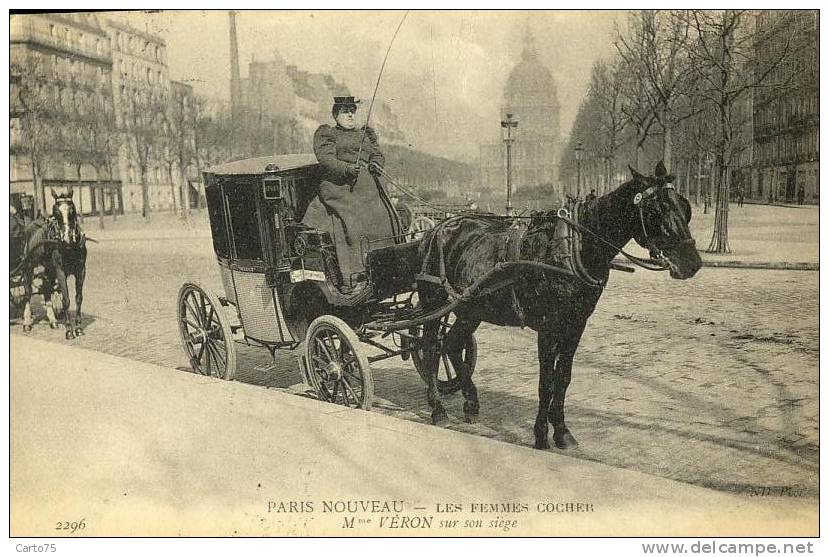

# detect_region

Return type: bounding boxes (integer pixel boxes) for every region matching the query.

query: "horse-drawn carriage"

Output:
[178,155,702,448]
[9,193,64,321]
[177,155,475,410]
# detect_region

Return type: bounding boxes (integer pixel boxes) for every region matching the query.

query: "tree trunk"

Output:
[180,163,190,222]
[141,167,150,221]
[708,163,731,253]
[635,124,644,169]
[662,122,672,172]
[31,159,45,217]
[683,159,691,198]
[75,164,84,222]
[97,177,105,231]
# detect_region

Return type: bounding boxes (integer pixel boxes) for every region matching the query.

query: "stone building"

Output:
[10,12,119,216]
[752,10,819,203]
[105,19,174,214]
[233,51,405,157]
[479,34,562,200]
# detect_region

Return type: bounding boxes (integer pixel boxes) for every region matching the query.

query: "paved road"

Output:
[12,233,819,502]
[12,337,817,537]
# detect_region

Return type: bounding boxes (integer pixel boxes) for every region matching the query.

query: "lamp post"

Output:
[574,140,584,199]
[501,113,519,215]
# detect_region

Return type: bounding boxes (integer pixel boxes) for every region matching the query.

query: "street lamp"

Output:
[501,113,519,215]
[574,141,584,199]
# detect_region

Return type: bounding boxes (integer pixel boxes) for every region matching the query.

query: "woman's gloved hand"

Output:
[345,163,361,177]
[368,161,383,175]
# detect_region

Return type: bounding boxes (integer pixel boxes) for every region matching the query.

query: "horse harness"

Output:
[416,182,687,310]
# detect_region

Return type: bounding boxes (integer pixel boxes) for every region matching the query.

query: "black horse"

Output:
[416,162,702,450]
[21,188,88,339]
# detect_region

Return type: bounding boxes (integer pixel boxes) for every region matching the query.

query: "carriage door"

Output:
[224,182,293,345]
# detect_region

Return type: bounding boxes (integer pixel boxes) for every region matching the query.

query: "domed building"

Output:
[480,33,562,205]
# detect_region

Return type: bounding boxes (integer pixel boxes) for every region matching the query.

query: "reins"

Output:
[555,204,670,273]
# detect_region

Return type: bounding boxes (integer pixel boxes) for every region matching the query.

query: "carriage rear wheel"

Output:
[305,315,374,410]
[178,283,237,380]
[411,313,478,395]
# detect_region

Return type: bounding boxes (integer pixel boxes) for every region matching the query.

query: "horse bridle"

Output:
[52,198,82,245]
[632,182,695,266]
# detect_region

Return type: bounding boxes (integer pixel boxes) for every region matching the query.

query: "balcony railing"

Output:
[12,26,111,64]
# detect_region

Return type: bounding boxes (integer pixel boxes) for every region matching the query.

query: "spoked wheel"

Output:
[178,282,237,380]
[411,313,477,395]
[305,315,373,410]
[407,215,435,240]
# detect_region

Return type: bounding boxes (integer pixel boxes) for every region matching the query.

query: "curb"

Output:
[613,258,818,272]
[700,260,818,271]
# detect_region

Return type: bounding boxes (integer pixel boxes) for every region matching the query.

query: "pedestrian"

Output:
[737,186,744,208]
[704,192,711,214]
[797,185,806,205]
[301,96,402,292]
[585,189,597,202]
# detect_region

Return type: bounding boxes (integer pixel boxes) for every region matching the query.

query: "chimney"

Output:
[229,10,242,156]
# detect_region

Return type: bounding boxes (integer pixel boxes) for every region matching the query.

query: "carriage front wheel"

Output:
[305,315,374,410]
[178,282,237,380]
[411,313,478,395]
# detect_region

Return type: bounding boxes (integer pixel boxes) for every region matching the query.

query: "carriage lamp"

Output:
[501,113,519,216]
[575,141,584,199]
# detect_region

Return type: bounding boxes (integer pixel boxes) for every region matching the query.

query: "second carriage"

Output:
[177,154,476,410]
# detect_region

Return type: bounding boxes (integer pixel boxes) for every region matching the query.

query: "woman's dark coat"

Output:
[304,124,402,285]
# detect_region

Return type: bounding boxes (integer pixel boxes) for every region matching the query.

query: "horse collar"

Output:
[567,201,606,289]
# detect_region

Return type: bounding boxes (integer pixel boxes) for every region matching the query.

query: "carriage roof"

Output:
[205,154,319,179]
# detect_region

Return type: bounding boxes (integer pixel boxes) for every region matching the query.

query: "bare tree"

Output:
[12,53,57,216]
[616,10,698,172]
[685,9,797,252]
[86,93,121,228]
[161,84,198,221]
[588,58,629,192]
[123,88,166,220]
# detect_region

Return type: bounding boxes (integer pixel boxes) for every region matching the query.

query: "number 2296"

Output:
[56,519,86,533]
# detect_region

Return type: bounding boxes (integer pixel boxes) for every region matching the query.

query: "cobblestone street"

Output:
[11,209,819,501]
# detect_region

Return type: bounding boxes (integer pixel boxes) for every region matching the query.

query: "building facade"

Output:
[752,10,819,203]
[105,19,175,214]
[480,35,562,199]
[10,12,121,216]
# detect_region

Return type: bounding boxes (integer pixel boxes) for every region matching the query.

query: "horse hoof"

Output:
[554,430,579,450]
[534,437,551,450]
[23,325,32,333]
[65,330,75,340]
[464,413,478,424]
[75,327,84,336]
[431,410,449,426]
[49,323,58,330]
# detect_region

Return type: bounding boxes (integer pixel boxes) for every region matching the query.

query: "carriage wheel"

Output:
[411,313,478,395]
[9,276,26,320]
[178,282,237,380]
[305,315,373,410]
[407,215,435,240]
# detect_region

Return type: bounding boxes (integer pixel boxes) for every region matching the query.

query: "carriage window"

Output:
[225,184,263,261]
[205,186,229,258]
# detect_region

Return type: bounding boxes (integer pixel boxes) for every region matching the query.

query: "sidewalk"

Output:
[10,336,817,537]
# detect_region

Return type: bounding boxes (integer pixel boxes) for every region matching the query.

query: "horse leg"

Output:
[446,317,481,423]
[534,327,559,449]
[73,267,85,336]
[54,266,74,340]
[422,319,448,425]
[547,319,589,450]
[42,270,59,329]
[22,269,34,332]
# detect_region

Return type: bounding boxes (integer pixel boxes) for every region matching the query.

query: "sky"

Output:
[115,10,625,161]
